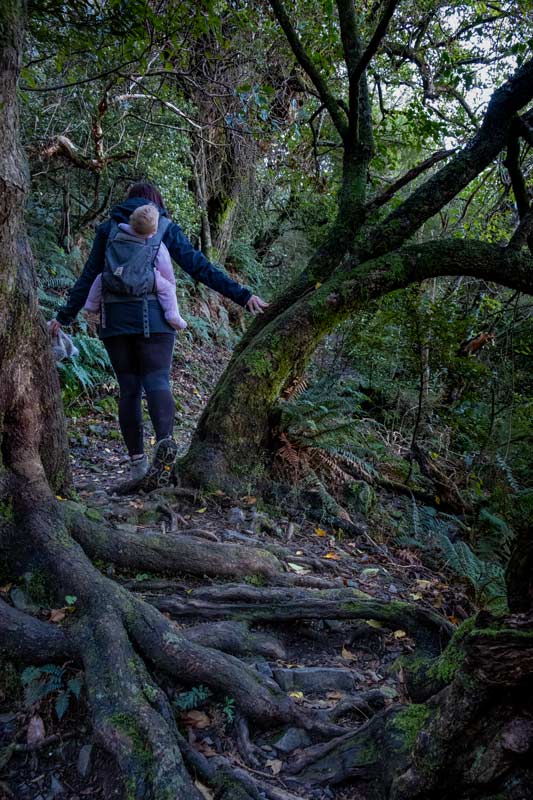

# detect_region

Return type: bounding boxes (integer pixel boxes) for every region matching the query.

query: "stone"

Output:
[114,522,138,534]
[10,586,40,613]
[272,727,312,753]
[272,667,358,694]
[252,661,273,678]
[77,744,93,778]
[47,775,65,798]
[227,507,246,528]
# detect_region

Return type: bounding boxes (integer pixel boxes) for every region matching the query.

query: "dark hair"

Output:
[127,181,164,208]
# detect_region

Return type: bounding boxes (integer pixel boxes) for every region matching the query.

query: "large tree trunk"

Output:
[0,1,70,495]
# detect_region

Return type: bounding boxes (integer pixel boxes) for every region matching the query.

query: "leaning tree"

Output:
[2,1,533,799]
[182,0,533,492]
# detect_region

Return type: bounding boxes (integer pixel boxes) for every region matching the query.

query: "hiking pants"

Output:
[103,333,175,455]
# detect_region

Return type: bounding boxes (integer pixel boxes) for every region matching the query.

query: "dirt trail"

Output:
[0,341,466,800]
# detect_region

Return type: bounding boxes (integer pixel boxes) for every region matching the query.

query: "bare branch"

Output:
[112,91,203,131]
[366,148,457,211]
[350,0,400,102]
[20,57,144,93]
[504,120,530,219]
[29,134,133,172]
[508,208,533,251]
[268,0,349,139]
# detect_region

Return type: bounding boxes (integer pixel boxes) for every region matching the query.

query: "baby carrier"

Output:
[101,214,171,336]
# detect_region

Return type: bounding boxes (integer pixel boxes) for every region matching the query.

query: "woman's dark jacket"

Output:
[56,197,252,337]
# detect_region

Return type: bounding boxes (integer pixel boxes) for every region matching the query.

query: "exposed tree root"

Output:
[1,481,352,797]
[0,597,74,662]
[149,584,453,654]
[67,507,281,580]
[182,620,287,660]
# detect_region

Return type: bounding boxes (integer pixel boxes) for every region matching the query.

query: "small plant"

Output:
[174,684,211,711]
[222,696,236,724]
[244,574,266,587]
[21,664,82,720]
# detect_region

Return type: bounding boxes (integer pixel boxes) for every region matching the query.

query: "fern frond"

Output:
[282,376,309,401]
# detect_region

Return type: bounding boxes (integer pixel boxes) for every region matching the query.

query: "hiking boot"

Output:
[142,437,178,490]
[130,454,148,481]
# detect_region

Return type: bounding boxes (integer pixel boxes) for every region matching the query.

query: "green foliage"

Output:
[222,696,236,724]
[21,664,82,720]
[56,334,114,405]
[174,684,211,711]
[393,703,431,750]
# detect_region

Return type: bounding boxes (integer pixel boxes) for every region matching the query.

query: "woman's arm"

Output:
[163,221,252,306]
[55,223,110,326]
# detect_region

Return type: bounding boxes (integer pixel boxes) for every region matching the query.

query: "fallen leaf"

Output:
[287,562,309,574]
[49,608,67,623]
[315,282,322,289]
[416,579,432,589]
[326,691,342,700]
[366,619,384,629]
[323,552,341,560]
[181,710,210,729]
[195,780,215,799]
[265,758,283,775]
[341,646,357,661]
[240,495,257,505]
[315,527,327,537]
[409,593,423,601]
[196,507,207,514]
[289,691,304,700]
[393,630,407,639]
[27,714,45,745]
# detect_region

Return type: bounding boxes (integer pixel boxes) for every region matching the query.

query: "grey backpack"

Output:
[101,215,171,335]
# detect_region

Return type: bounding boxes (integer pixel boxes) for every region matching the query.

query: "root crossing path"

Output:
[2,426,506,800]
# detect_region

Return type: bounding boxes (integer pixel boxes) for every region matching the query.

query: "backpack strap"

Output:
[149,216,171,265]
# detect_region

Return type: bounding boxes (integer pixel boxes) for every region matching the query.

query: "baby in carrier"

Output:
[84,204,187,331]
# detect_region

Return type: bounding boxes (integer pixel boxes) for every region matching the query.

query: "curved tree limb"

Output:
[366,148,456,212]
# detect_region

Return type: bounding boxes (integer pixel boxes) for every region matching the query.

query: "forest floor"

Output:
[0,338,469,800]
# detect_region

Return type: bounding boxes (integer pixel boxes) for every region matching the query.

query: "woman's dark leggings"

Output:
[103,333,175,456]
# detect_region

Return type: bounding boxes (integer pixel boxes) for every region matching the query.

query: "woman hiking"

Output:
[49,181,268,488]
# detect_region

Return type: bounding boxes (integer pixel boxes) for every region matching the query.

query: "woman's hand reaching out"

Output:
[246,295,269,314]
